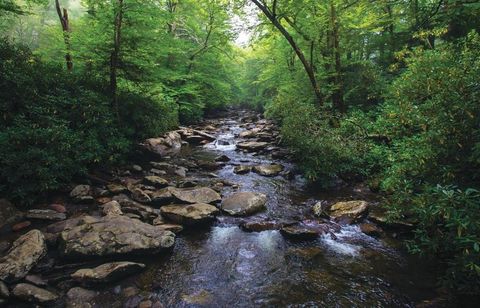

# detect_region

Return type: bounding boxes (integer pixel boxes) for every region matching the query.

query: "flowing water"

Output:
[109,111,439,307]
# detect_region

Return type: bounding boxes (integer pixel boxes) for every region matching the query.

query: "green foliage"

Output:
[401,185,480,293]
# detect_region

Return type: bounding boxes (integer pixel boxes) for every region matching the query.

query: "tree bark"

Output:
[329,2,345,113]
[55,0,73,71]
[110,0,124,120]
[250,0,323,106]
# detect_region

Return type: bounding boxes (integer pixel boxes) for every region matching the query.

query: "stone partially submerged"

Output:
[237,141,268,152]
[329,201,368,221]
[252,164,284,177]
[140,131,182,157]
[71,262,146,284]
[59,215,175,258]
[0,230,47,282]
[221,192,267,216]
[160,203,220,225]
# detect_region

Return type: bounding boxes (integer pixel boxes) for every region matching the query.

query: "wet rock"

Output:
[252,164,284,177]
[240,220,281,232]
[150,168,167,176]
[26,209,66,221]
[156,224,184,233]
[329,201,368,221]
[280,224,320,240]
[101,200,123,216]
[112,194,158,215]
[0,199,23,229]
[148,188,174,206]
[368,211,415,231]
[170,187,221,204]
[107,183,128,194]
[0,241,10,254]
[70,185,94,203]
[221,192,267,216]
[197,160,222,171]
[239,128,260,138]
[359,223,383,237]
[215,154,230,162]
[185,135,206,145]
[143,176,169,188]
[0,230,47,282]
[177,180,198,188]
[0,281,9,298]
[59,215,175,258]
[12,221,31,232]
[25,274,47,287]
[237,141,268,152]
[12,283,58,304]
[161,203,219,226]
[131,188,152,204]
[72,262,145,284]
[49,203,67,213]
[66,287,97,308]
[140,132,182,157]
[233,165,252,174]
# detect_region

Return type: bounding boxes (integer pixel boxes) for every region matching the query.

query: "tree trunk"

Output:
[329,2,345,113]
[250,0,323,106]
[55,0,73,71]
[110,0,123,120]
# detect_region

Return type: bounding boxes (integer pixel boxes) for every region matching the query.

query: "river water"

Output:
[112,111,438,307]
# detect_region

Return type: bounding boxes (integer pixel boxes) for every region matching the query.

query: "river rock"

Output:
[233,165,252,174]
[237,141,268,152]
[12,283,58,304]
[329,201,368,221]
[140,132,182,157]
[131,188,152,204]
[12,221,31,232]
[107,183,128,194]
[156,224,184,233]
[66,287,97,308]
[240,220,281,232]
[26,209,66,221]
[161,203,219,225]
[239,128,260,138]
[72,262,145,284]
[312,201,328,217]
[59,215,175,258]
[101,200,123,216]
[280,224,320,240]
[252,164,284,176]
[0,281,9,298]
[70,185,94,203]
[215,154,230,162]
[221,192,267,216]
[25,274,47,287]
[170,187,221,204]
[148,188,174,206]
[359,223,383,237]
[143,176,169,188]
[0,230,47,282]
[0,199,23,229]
[49,203,67,213]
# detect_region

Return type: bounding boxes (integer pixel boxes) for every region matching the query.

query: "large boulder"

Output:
[237,141,268,152]
[12,283,58,304]
[59,215,175,258]
[221,192,267,216]
[0,199,23,229]
[71,262,145,284]
[140,131,182,157]
[252,164,284,177]
[0,230,47,282]
[170,187,221,204]
[329,201,368,221]
[160,203,220,225]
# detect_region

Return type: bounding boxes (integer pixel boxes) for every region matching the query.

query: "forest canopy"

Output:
[0,0,479,296]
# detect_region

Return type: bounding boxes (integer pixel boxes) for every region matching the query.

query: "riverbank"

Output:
[0,109,442,307]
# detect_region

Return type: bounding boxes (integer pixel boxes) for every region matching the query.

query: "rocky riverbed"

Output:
[0,110,440,307]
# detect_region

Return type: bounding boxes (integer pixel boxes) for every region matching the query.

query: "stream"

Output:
[101,110,437,307]
[1,110,439,307]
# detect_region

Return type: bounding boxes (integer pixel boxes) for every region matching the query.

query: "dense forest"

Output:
[1,0,480,305]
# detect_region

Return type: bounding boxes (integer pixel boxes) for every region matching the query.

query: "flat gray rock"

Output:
[221,192,267,216]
